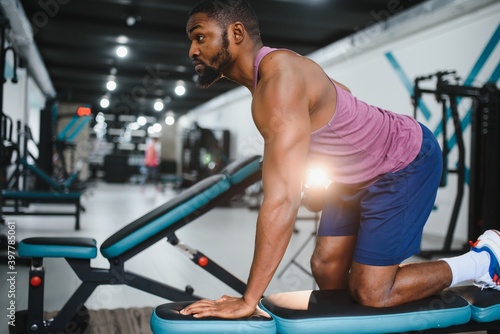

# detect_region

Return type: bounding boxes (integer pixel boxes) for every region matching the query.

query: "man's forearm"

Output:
[243,204,297,305]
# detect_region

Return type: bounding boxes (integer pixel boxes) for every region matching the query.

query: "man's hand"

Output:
[179,295,257,319]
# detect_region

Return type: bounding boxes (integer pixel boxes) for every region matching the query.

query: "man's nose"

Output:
[189,43,199,60]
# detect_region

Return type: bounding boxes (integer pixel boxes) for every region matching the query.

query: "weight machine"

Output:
[412,70,499,257]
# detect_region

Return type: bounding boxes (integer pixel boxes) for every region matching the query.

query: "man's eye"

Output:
[197,35,204,42]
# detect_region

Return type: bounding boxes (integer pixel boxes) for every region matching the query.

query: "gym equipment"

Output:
[1,19,19,221]
[7,156,82,192]
[6,121,82,192]
[1,119,84,229]
[151,304,275,334]
[151,286,500,333]
[467,84,499,243]
[16,155,262,333]
[413,72,499,257]
[2,191,82,229]
[181,123,230,186]
[54,114,92,187]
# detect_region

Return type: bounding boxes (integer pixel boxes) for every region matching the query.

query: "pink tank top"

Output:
[254,47,422,187]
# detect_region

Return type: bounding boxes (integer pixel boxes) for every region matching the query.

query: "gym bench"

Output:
[16,155,262,333]
[151,286,500,333]
[15,157,82,192]
[2,190,82,230]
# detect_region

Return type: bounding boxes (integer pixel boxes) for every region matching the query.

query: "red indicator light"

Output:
[77,107,91,116]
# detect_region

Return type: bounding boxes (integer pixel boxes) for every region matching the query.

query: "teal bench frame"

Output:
[11,156,81,192]
[16,155,262,333]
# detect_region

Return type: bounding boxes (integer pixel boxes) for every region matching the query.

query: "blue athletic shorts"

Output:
[317,123,442,266]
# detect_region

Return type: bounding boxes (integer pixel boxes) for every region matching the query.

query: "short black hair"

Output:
[189,0,261,42]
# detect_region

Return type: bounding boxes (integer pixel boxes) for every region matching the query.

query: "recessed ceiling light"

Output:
[154,99,164,111]
[106,80,116,91]
[175,81,185,96]
[126,15,141,27]
[100,97,110,108]
[116,46,128,58]
[117,35,128,44]
[126,16,136,26]
[137,116,147,126]
[153,123,162,132]
[165,111,175,126]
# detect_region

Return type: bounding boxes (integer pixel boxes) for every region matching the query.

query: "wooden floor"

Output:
[0,181,477,333]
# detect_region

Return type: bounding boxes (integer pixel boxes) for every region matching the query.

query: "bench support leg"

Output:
[26,258,45,333]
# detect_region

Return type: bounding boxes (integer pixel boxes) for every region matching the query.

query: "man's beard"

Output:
[197,32,231,88]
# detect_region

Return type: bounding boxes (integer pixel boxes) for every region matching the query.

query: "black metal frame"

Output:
[412,72,498,258]
[2,193,81,230]
[1,118,84,229]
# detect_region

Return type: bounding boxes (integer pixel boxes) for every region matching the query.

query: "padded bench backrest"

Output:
[220,155,262,185]
[100,155,262,259]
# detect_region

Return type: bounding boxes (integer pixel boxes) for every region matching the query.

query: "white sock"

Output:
[441,251,491,286]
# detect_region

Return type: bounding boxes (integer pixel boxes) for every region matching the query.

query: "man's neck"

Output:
[224,43,263,93]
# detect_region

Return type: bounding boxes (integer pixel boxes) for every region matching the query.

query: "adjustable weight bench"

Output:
[3,154,85,229]
[150,286,500,333]
[18,157,80,192]
[7,156,84,192]
[16,155,262,333]
[2,190,82,230]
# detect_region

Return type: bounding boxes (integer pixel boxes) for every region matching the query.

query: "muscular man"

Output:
[181,0,500,319]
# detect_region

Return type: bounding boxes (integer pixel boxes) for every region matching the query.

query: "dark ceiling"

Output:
[18,0,426,118]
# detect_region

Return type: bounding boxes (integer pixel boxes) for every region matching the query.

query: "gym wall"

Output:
[179,0,500,242]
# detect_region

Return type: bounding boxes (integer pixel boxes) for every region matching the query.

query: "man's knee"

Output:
[310,250,345,278]
[310,253,324,276]
[348,283,389,307]
[348,263,400,307]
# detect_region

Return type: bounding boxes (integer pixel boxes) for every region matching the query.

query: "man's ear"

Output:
[231,22,245,44]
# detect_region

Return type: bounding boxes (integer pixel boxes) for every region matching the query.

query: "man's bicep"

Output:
[254,67,311,190]
[256,105,310,200]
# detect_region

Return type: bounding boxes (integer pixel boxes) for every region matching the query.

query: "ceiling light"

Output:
[147,124,162,135]
[106,80,117,91]
[154,99,164,111]
[95,112,105,123]
[165,111,175,126]
[100,97,110,108]
[126,16,136,26]
[117,35,128,44]
[126,15,141,27]
[175,81,185,96]
[137,116,147,126]
[128,122,140,130]
[116,46,128,58]
[153,123,162,132]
